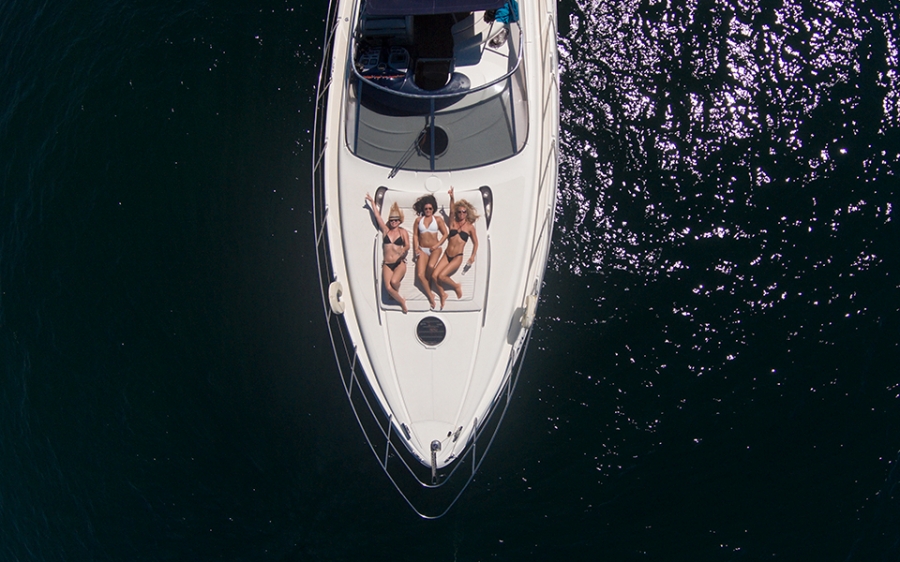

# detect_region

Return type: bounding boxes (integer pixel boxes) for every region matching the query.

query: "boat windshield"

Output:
[344,12,528,172]
[364,0,508,16]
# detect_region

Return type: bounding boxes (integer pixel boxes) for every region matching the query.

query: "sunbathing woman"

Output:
[365,193,409,313]
[412,194,448,309]
[432,187,479,309]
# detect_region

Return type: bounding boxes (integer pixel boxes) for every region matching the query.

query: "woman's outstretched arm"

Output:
[365,193,388,234]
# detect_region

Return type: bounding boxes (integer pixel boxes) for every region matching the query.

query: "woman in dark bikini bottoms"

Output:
[365,193,409,313]
[432,186,479,309]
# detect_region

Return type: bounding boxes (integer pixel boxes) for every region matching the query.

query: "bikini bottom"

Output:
[384,259,404,271]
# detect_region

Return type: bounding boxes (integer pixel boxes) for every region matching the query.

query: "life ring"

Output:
[328,281,346,315]
[522,294,537,328]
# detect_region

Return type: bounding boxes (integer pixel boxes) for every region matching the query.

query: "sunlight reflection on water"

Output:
[556,0,898,275]
[538,0,900,499]
[553,0,898,320]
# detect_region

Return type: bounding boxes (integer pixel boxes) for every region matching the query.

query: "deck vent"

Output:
[416,316,446,346]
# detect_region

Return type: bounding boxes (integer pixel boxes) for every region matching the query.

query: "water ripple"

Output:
[540,6,900,546]
[555,0,899,282]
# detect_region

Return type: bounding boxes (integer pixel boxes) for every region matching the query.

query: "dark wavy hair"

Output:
[413,194,438,216]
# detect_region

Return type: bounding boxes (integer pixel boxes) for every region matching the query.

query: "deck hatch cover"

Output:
[416,317,446,346]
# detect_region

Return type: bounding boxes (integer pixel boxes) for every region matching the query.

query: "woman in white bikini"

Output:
[412,194,448,309]
[365,193,409,313]
[432,187,479,309]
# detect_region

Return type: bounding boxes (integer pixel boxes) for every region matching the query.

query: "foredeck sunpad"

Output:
[374,188,488,312]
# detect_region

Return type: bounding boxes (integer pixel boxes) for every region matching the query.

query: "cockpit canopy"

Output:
[347,1,529,172]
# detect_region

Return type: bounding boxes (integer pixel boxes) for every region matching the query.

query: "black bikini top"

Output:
[448,229,469,242]
[384,233,404,246]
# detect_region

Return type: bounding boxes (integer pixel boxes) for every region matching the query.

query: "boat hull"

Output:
[312,0,558,517]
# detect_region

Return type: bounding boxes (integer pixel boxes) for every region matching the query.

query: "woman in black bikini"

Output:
[412,194,448,309]
[365,193,409,313]
[432,187,479,309]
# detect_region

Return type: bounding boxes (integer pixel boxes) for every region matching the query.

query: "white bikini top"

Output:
[418,217,439,234]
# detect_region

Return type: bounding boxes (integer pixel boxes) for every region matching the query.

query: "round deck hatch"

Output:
[418,127,449,156]
[416,317,446,346]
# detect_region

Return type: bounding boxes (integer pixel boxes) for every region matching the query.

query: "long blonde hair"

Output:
[387,201,404,224]
[453,199,479,224]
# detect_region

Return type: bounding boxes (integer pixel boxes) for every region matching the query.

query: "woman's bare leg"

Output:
[432,254,462,308]
[442,256,463,299]
[425,249,443,308]
[383,264,407,313]
[427,248,443,273]
[431,259,449,309]
[390,261,407,291]
[416,254,435,308]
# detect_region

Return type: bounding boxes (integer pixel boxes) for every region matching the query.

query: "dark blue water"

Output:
[2,0,899,559]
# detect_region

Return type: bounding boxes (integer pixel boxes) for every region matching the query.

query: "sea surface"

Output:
[2,0,899,560]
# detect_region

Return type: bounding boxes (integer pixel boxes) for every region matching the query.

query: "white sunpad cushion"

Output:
[374,189,487,312]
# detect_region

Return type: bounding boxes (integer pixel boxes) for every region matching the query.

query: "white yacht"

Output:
[312,0,558,517]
